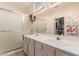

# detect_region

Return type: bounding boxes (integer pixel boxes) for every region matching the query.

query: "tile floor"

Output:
[10,50,26,56]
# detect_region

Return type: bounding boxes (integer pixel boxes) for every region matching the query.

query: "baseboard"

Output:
[0,48,23,56]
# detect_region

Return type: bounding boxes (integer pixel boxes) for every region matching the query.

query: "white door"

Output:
[0,10,23,54]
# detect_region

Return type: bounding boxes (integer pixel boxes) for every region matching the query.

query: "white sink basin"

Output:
[48,39,79,48]
[46,39,71,46]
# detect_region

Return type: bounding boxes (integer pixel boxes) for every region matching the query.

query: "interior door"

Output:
[0,9,23,54]
[55,17,64,35]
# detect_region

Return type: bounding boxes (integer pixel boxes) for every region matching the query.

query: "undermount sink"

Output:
[49,39,79,48]
[46,39,71,46]
[56,40,71,46]
[37,35,71,46]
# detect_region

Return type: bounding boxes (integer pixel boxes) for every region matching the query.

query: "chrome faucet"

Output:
[56,36,60,40]
[30,29,33,34]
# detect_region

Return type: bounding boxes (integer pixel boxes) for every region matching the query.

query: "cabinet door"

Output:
[35,41,47,56]
[35,41,42,50]
[35,47,47,56]
[56,49,73,56]
[42,44,55,56]
[22,37,28,55]
[28,39,34,56]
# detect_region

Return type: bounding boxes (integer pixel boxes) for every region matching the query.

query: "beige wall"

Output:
[37,3,79,35]
[0,2,36,15]
[0,3,30,14]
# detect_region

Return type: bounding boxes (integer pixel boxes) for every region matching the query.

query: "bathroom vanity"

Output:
[22,33,79,56]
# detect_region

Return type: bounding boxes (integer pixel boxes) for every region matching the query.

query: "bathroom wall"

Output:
[0,3,28,14]
[37,3,79,35]
[0,2,35,15]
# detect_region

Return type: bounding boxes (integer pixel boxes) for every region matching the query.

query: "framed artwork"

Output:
[66,25,77,35]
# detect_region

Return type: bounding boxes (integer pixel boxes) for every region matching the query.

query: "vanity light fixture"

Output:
[28,14,36,23]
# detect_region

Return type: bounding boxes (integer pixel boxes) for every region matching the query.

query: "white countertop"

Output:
[24,33,79,56]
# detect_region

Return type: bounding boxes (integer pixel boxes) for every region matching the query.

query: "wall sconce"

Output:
[29,14,36,23]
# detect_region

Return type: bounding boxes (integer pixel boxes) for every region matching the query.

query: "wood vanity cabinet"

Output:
[35,47,47,56]
[22,36,28,55]
[22,37,57,56]
[22,36,34,56]
[22,36,74,56]
[34,41,56,56]
[35,47,41,56]
[28,38,35,56]
[56,49,73,56]
[42,44,55,56]
[35,41,47,56]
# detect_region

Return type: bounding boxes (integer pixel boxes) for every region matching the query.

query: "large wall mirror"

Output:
[33,18,47,34]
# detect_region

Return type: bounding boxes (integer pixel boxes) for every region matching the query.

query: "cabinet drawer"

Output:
[35,41,42,49]
[42,44,55,56]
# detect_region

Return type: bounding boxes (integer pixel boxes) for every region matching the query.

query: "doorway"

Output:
[55,17,64,35]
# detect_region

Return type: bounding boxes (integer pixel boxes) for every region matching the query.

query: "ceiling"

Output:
[0,2,67,15]
[0,2,34,14]
[9,2,33,8]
